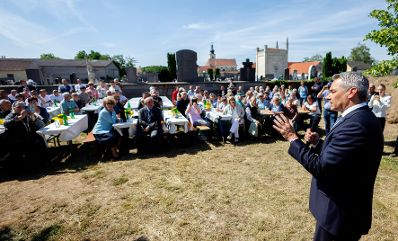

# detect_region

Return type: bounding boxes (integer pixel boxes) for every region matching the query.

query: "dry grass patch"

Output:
[0,123,397,240]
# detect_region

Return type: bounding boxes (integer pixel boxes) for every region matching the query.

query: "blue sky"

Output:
[0,0,391,67]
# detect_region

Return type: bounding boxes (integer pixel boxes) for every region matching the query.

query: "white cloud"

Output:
[183,22,212,30]
[0,9,52,47]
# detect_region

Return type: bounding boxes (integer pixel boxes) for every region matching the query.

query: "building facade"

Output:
[0,58,119,84]
[288,61,322,80]
[198,44,238,80]
[255,39,288,80]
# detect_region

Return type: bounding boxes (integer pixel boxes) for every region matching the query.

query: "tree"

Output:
[141,66,168,73]
[339,56,347,72]
[330,55,347,77]
[158,68,171,82]
[349,43,374,65]
[303,54,323,62]
[322,52,333,78]
[167,53,177,81]
[40,53,60,60]
[207,69,214,80]
[112,55,137,77]
[364,0,398,76]
[75,50,87,60]
[74,50,110,60]
[215,68,221,79]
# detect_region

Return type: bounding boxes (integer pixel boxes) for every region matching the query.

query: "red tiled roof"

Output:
[288,61,321,74]
[198,66,211,72]
[206,58,237,67]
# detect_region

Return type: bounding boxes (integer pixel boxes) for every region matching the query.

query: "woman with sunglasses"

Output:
[92,96,121,158]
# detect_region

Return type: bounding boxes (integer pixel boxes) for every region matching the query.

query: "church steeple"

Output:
[210,43,216,59]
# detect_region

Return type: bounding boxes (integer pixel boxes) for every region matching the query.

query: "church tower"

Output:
[209,43,216,60]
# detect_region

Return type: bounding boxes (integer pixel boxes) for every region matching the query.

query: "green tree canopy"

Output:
[364,0,398,76]
[215,68,221,78]
[207,69,214,80]
[322,52,333,78]
[112,55,136,77]
[40,53,60,60]
[167,53,177,81]
[141,66,168,73]
[349,43,374,65]
[158,68,171,82]
[74,50,111,60]
[303,54,323,62]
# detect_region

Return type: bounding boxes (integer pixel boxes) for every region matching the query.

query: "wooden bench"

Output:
[195,125,211,141]
[83,131,96,143]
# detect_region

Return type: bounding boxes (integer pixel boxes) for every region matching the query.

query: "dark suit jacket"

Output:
[288,105,383,236]
[138,106,163,134]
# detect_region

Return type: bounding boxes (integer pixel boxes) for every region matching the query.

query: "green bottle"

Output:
[62,114,69,126]
[69,108,75,118]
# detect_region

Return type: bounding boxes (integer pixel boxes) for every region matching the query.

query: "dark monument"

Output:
[176,49,198,82]
[126,67,137,83]
[284,68,290,80]
[240,59,255,81]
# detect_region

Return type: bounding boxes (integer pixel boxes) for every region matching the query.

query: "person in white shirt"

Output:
[223,96,245,143]
[49,90,64,104]
[109,81,122,94]
[7,89,18,102]
[96,80,108,99]
[302,95,321,131]
[74,79,86,94]
[368,84,391,131]
[38,89,53,108]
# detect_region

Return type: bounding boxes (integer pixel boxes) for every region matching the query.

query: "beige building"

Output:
[255,39,288,80]
[346,61,371,73]
[0,58,119,84]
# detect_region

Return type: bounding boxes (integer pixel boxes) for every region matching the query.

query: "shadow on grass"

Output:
[0,226,14,241]
[31,224,62,241]
[0,131,299,182]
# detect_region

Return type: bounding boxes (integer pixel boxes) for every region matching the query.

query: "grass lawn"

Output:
[0,122,397,240]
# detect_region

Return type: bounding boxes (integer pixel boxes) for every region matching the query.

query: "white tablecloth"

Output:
[46,106,61,118]
[161,96,174,109]
[113,118,138,138]
[205,110,232,122]
[163,110,188,134]
[81,99,103,113]
[124,96,174,110]
[36,114,88,142]
[124,97,141,109]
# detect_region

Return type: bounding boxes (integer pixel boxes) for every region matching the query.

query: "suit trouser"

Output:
[314,223,361,241]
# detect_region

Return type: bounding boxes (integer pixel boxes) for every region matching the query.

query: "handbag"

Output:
[248,121,258,137]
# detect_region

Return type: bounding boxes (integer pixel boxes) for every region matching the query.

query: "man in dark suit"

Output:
[273,72,383,241]
[138,97,163,152]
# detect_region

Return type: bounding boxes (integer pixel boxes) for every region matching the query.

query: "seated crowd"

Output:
[0,76,392,163]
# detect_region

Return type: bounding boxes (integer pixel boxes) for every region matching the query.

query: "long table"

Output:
[46,106,61,118]
[36,114,88,143]
[163,110,189,134]
[113,118,138,138]
[205,110,232,122]
[124,96,174,110]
